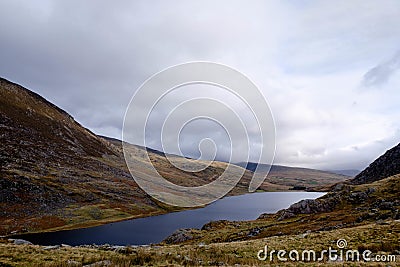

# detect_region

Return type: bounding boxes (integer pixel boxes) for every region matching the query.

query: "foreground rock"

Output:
[163,228,194,244]
[9,238,33,245]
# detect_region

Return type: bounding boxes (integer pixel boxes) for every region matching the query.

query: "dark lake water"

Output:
[17,192,324,246]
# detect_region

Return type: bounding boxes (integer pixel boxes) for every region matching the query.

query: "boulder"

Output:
[43,245,60,250]
[12,239,33,245]
[285,198,335,214]
[163,229,194,244]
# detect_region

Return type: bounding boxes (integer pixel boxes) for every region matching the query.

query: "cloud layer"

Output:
[1,0,399,170]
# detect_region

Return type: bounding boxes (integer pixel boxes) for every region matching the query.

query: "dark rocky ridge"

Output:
[350,142,400,185]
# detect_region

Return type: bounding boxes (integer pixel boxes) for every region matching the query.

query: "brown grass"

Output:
[0,222,398,266]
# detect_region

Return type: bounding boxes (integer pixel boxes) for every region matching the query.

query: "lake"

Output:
[16,192,324,246]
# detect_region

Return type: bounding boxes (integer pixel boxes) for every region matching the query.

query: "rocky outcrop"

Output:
[9,238,33,245]
[274,197,339,221]
[163,229,194,244]
[201,220,230,231]
[350,143,400,185]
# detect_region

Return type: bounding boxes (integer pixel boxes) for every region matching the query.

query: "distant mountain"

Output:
[350,143,400,184]
[325,169,360,177]
[236,162,349,190]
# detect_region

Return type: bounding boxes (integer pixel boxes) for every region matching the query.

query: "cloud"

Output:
[362,51,400,87]
[0,0,400,170]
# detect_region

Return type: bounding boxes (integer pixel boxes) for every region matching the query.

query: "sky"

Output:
[1,0,400,170]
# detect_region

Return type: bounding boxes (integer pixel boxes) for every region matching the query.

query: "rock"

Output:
[377,213,391,220]
[379,201,394,210]
[111,245,127,253]
[83,260,111,267]
[201,220,230,230]
[348,191,368,203]
[257,213,273,220]
[332,183,344,191]
[284,198,335,215]
[13,239,33,245]
[163,229,194,244]
[67,260,80,266]
[277,210,295,221]
[43,245,60,250]
[248,227,263,237]
[395,210,400,220]
[366,187,376,194]
[61,243,71,248]
[376,219,390,225]
[300,233,309,238]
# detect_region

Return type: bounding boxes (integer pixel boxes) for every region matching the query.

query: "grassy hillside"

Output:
[1,221,398,266]
[0,78,172,235]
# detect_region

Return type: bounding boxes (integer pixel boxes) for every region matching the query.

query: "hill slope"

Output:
[350,142,400,184]
[0,78,167,235]
[237,162,349,190]
[0,78,271,235]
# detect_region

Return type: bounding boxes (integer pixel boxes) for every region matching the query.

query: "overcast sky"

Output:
[1,0,400,170]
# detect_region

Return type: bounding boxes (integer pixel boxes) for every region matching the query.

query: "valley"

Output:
[0,78,348,236]
[0,78,398,266]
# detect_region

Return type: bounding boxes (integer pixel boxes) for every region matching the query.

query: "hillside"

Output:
[0,78,277,235]
[326,169,360,177]
[237,162,349,190]
[0,78,168,235]
[350,142,400,184]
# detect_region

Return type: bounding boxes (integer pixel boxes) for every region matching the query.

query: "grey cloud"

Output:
[1,0,399,170]
[362,51,400,87]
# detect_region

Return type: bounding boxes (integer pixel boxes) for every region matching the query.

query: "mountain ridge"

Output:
[350,142,400,184]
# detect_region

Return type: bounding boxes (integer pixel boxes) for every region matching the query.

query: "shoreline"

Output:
[7,190,321,244]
